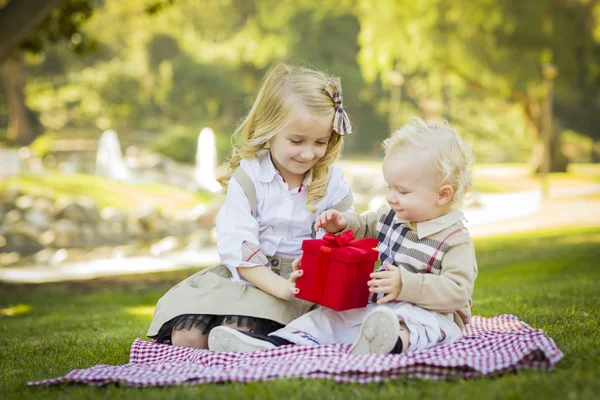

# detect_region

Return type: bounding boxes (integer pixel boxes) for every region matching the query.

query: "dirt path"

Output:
[468,194,600,237]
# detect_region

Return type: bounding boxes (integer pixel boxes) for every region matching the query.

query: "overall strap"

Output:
[329,191,354,212]
[232,167,257,218]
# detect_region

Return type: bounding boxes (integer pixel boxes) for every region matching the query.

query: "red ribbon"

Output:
[322,230,377,250]
[312,230,378,299]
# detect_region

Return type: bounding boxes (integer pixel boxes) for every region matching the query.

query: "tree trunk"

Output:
[0,49,32,145]
[531,130,569,173]
[592,139,600,163]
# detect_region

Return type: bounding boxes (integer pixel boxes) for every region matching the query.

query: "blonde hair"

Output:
[382,117,474,208]
[219,63,345,208]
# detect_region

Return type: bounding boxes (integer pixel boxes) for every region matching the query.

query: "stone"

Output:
[0,252,20,266]
[23,208,53,231]
[52,219,80,248]
[0,149,22,179]
[100,206,128,224]
[15,195,34,211]
[0,233,43,256]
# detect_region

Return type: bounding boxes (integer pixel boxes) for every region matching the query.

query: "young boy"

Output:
[208,117,478,355]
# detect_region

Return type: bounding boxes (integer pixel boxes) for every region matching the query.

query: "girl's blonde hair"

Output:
[219,63,345,208]
[382,117,474,208]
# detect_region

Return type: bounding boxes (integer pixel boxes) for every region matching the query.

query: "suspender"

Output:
[232,167,257,218]
[231,167,354,224]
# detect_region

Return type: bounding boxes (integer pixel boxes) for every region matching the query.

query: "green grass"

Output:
[1,226,599,399]
[0,172,216,214]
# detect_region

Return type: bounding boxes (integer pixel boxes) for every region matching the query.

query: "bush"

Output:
[30,131,57,158]
[150,129,197,164]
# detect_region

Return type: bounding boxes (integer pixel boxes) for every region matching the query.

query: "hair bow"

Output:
[325,77,352,135]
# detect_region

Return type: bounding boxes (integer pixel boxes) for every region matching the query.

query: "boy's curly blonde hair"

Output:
[218,63,345,209]
[382,117,474,208]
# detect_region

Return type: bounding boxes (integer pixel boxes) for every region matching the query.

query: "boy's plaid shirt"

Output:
[371,209,472,326]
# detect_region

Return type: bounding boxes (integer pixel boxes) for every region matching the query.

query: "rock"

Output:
[76,196,101,223]
[0,252,20,266]
[39,230,56,246]
[34,248,55,265]
[32,195,56,214]
[95,221,114,240]
[111,245,137,258]
[55,198,89,223]
[209,227,218,244]
[150,236,180,257]
[52,219,80,248]
[1,186,23,204]
[3,209,22,226]
[23,208,53,231]
[135,206,167,235]
[14,221,43,238]
[49,248,69,266]
[15,195,34,211]
[0,232,43,256]
[80,223,97,245]
[186,229,211,250]
[100,206,128,224]
[126,219,144,238]
[190,203,220,227]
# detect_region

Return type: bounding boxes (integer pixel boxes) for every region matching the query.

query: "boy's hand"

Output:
[314,209,348,233]
[368,261,402,304]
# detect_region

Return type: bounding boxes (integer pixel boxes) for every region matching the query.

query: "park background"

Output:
[0,0,599,399]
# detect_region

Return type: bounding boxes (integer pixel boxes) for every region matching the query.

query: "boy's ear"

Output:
[437,184,454,206]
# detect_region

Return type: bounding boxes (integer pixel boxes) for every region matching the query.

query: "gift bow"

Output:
[322,230,378,250]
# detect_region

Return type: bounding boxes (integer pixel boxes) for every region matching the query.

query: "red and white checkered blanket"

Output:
[29,315,563,386]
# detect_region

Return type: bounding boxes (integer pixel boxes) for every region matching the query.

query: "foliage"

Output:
[29,131,56,158]
[1,226,599,398]
[19,0,96,56]
[2,0,598,163]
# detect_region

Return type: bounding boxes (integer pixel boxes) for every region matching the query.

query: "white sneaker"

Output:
[208,326,275,353]
[348,307,400,355]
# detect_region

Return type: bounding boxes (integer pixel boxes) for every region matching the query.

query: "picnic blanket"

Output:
[29,314,563,386]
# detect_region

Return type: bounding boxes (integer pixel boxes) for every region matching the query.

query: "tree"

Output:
[0,0,94,145]
[354,0,600,171]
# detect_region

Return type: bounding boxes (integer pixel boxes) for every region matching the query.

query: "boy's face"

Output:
[269,111,332,185]
[382,148,448,222]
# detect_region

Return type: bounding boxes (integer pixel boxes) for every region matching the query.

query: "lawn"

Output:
[0,172,216,214]
[1,226,599,399]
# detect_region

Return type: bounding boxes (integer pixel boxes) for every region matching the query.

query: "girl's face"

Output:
[382,149,449,222]
[269,111,332,186]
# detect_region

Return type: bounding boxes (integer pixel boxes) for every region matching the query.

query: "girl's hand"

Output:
[314,209,348,233]
[292,255,302,272]
[281,255,303,300]
[368,261,402,304]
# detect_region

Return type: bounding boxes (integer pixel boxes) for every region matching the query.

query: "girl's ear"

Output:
[437,184,454,206]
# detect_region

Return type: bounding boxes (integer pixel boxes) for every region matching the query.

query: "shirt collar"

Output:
[257,150,313,191]
[257,150,277,183]
[394,210,467,239]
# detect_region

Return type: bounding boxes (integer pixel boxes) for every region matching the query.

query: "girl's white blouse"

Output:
[215,150,353,284]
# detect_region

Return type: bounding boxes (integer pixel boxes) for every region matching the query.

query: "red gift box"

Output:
[295,230,379,311]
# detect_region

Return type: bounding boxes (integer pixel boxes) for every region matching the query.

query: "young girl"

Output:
[146,63,354,348]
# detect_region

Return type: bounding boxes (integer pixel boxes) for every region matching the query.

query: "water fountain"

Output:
[194,127,221,193]
[95,129,132,182]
